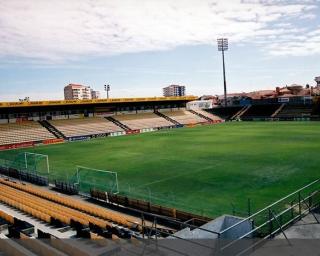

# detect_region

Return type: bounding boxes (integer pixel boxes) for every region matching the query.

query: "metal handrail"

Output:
[220,192,318,252]
[219,179,320,235]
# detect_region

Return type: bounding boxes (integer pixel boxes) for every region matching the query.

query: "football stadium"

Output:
[0,94,320,255]
[1,1,320,255]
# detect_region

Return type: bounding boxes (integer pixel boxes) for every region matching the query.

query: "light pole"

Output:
[217,38,228,107]
[104,84,110,99]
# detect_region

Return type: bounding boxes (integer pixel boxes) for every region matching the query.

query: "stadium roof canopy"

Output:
[0,96,198,109]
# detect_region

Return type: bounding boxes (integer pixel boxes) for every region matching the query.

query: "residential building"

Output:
[64,84,100,100]
[91,90,100,99]
[163,85,186,97]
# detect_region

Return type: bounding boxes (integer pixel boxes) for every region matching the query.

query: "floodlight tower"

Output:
[217,38,228,107]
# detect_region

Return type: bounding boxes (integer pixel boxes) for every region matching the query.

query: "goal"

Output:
[75,166,119,194]
[23,152,50,175]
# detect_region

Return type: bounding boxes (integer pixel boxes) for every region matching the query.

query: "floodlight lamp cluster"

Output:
[217,38,228,51]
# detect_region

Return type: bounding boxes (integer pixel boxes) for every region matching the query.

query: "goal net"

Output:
[23,152,50,176]
[74,166,119,194]
[0,152,49,176]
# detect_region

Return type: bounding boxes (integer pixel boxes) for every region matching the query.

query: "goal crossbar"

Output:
[75,165,119,194]
[24,152,50,174]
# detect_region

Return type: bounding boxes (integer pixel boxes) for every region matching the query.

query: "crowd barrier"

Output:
[42,138,64,145]
[67,132,111,142]
[0,141,35,151]
[91,189,211,227]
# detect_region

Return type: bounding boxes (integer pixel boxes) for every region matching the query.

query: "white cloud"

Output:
[0,0,319,62]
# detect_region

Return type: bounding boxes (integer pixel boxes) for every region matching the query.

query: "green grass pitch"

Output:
[1,121,320,217]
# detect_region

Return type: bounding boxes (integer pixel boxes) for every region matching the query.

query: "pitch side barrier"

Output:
[0,139,64,151]
[91,188,212,227]
[65,125,184,142]
[238,117,315,121]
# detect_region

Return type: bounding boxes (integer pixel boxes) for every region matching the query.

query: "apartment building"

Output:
[64,84,100,100]
[163,85,186,97]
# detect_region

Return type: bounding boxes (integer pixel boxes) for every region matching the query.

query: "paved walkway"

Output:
[276,212,320,239]
[252,212,320,256]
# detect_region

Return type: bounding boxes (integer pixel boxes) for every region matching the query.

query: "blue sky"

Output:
[0,0,319,101]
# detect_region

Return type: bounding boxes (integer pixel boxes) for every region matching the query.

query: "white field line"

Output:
[136,164,221,188]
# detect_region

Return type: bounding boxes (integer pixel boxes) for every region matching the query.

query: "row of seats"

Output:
[162,110,208,124]
[0,179,139,229]
[0,110,222,147]
[114,113,173,130]
[207,106,243,119]
[0,122,56,145]
[0,182,109,229]
[241,104,281,118]
[0,209,14,224]
[49,118,123,138]
[193,109,222,121]
[0,192,51,223]
[276,105,313,118]
[0,207,133,255]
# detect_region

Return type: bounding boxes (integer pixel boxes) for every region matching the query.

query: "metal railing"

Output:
[217,178,320,255]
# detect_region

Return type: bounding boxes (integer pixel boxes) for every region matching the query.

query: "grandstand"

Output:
[0,183,148,255]
[0,96,318,150]
[0,178,138,230]
[207,106,243,120]
[49,117,123,138]
[190,109,222,121]
[275,104,313,119]
[159,109,208,125]
[207,100,318,121]
[113,112,174,130]
[0,97,225,150]
[0,97,198,146]
[0,96,318,151]
[241,104,281,120]
[0,122,56,146]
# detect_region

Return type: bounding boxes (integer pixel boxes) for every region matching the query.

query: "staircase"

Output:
[105,116,131,131]
[154,111,181,125]
[271,103,285,118]
[231,105,251,120]
[188,109,213,122]
[38,120,66,139]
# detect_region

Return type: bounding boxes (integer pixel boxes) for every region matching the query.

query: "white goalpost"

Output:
[75,165,119,194]
[23,152,50,175]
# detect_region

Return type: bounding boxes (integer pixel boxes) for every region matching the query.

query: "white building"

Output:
[91,90,100,99]
[64,84,100,100]
[163,85,185,97]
